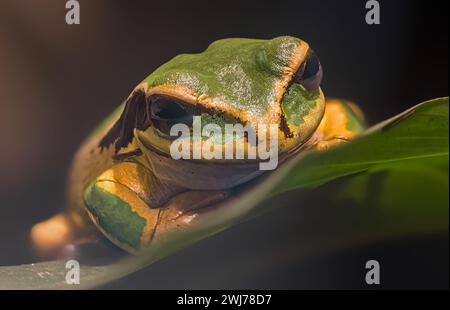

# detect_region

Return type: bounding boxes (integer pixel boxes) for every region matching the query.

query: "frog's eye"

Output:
[292,49,323,91]
[150,96,195,135]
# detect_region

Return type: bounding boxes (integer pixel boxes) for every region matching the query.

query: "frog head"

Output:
[100,36,324,189]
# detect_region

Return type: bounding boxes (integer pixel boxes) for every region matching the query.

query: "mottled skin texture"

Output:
[31,37,365,254]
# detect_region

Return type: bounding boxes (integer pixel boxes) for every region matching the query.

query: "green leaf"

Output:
[0,98,447,289]
[273,97,449,193]
[335,155,449,239]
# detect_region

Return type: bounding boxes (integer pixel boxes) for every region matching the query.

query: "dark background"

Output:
[0,0,448,288]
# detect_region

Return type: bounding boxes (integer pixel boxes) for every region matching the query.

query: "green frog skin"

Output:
[31,36,365,254]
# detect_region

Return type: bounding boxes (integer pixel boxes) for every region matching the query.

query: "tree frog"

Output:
[31,36,365,255]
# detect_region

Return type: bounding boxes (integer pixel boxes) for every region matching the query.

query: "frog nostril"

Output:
[292,49,323,91]
[150,96,195,135]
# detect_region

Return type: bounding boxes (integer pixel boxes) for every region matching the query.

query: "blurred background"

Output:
[0,0,448,288]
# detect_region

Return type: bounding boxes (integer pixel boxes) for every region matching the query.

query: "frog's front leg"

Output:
[83,162,164,253]
[83,161,229,253]
[31,161,162,256]
[311,99,365,151]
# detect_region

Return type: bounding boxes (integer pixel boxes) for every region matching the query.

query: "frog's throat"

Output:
[132,40,310,136]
